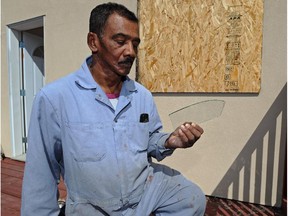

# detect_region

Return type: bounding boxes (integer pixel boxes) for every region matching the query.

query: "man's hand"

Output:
[165,122,204,149]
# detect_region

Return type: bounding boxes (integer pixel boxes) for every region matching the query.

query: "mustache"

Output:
[119,57,135,65]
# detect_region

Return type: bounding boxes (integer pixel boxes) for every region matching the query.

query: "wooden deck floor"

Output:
[1,158,286,216]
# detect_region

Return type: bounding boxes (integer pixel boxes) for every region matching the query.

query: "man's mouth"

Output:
[119,58,134,67]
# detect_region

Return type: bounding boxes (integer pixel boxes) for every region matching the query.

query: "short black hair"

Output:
[89,2,138,37]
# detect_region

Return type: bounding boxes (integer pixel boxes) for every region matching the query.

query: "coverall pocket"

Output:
[125,122,149,154]
[65,122,108,162]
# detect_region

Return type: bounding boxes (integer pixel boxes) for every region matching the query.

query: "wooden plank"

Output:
[1,167,24,179]
[58,181,66,191]
[59,188,67,199]
[137,0,264,93]
[1,206,20,216]
[1,183,22,198]
[1,162,25,172]
[1,193,21,211]
[1,158,25,167]
[1,176,23,187]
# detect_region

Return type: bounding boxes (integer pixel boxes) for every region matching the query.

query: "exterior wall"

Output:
[1,0,286,207]
[1,0,137,157]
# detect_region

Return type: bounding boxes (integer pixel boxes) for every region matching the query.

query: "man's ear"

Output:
[87,32,99,53]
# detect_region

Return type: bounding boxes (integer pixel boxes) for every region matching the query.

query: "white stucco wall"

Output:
[1,0,286,207]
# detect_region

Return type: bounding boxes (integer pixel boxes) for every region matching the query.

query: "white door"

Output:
[22,31,44,151]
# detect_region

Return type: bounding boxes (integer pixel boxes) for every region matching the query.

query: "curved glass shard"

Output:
[169,100,225,129]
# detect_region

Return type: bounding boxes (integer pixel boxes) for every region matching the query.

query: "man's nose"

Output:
[124,41,137,58]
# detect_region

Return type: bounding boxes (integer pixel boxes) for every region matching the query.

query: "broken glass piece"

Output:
[169,99,225,129]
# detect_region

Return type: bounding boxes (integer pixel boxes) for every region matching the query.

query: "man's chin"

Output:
[118,67,131,76]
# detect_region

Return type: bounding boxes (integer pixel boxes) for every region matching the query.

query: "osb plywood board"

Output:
[137,0,263,93]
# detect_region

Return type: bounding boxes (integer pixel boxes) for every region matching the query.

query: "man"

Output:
[21,2,206,216]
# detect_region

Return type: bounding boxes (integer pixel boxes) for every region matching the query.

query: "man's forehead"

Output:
[105,13,139,34]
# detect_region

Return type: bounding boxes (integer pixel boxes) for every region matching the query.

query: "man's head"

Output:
[87,3,140,78]
[89,2,138,39]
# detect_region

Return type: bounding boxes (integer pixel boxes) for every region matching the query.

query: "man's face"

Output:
[96,13,140,77]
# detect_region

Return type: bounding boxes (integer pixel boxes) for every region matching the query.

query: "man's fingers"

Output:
[182,123,203,138]
[179,126,190,143]
[177,126,194,148]
[167,122,204,149]
[191,122,204,134]
[180,123,204,145]
[181,124,195,141]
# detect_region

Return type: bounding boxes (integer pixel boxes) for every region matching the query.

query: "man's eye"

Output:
[116,40,125,45]
[133,42,139,49]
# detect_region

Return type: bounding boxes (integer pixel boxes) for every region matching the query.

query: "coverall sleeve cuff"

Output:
[158,134,175,157]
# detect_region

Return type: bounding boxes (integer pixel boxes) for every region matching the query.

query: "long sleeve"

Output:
[147,97,174,161]
[21,90,62,216]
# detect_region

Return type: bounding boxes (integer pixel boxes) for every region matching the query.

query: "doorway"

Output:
[7,17,45,160]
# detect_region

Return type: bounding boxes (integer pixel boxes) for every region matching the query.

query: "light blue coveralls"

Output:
[21,57,206,216]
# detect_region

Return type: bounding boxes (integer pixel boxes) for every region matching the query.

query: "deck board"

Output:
[1,158,286,216]
[1,193,21,211]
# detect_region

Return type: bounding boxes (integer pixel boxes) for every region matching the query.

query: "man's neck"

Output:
[89,62,123,94]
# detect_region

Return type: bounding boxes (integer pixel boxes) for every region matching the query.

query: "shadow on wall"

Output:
[212,84,287,207]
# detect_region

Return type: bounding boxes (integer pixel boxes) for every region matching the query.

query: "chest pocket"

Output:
[65,122,110,162]
[121,121,150,154]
